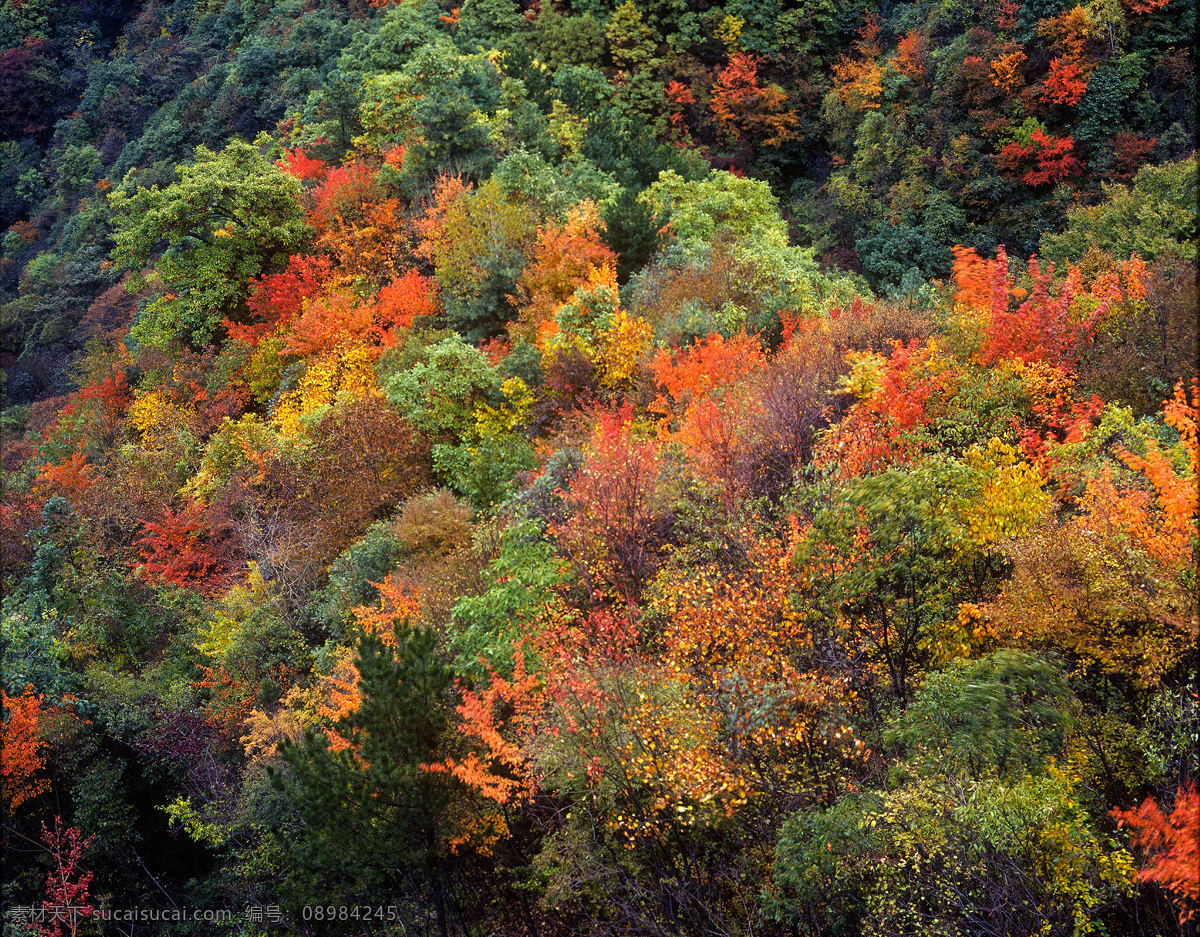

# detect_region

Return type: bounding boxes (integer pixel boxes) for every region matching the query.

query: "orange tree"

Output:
[983,380,1198,693]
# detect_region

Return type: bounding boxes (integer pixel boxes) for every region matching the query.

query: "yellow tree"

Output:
[984,381,1199,688]
[539,264,652,392]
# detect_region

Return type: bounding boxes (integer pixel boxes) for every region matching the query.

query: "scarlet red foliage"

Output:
[665,80,695,135]
[276,270,432,355]
[276,145,328,182]
[375,269,438,339]
[994,0,1021,31]
[651,331,766,411]
[815,339,958,478]
[551,403,666,603]
[999,130,1084,187]
[307,161,378,237]
[1106,132,1158,182]
[710,53,797,147]
[1114,781,1200,922]
[1041,57,1087,106]
[1018,386,1105,466]
[428,648,540,805]
[77,369,131,434]
[873,340,944,430]
[980,255,1118,367]
[136,501,237,596]
[1099,380,1200,567]
[281,289,373,356]
[479,335,509,366]
[230,254,334,346]
[952,243,1011,321]
[893,30,927,81]
[1,686,53,812]
[35,450,94,502]
[35,817,96,937]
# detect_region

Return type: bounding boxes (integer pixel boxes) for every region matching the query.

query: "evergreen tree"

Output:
[272,624,458,936]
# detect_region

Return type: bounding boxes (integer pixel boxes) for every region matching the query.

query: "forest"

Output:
[0,0,1196,931]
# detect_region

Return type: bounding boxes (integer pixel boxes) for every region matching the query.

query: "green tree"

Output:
[454,0,526,53]
[378,334,501,439]
[857,223,950,290]
[771,651,1131,937]
[273,624,459,934]
[449,518,572,678]
[605,1,666,127]
[419,179,537,341]
[109,138,310,351]
[884,650,1076,779]
[644,168,784,256]
[812,455,1011,705]
[603,184,667,283]
[771,769,1136,937]
[1074,58,1136,150]
[338,0,442,76]
[1040,156,1197,264]
[606,1,657,74]
[534,8,605,69]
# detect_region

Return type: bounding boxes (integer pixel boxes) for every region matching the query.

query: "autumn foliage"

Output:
[1085,379,1199,568]
[229,254,334,346]
[1042,57,1087,106]
[710,53,797,148]
[514,203,616,335]
[1114,782,1200,922]
[998,130,1085,187]
[2,688,55,813]
[952,244,1121,367]
[4,0,1196,929]
[136,501,238,595]
[35,818,96,937]
[551,404,665,602]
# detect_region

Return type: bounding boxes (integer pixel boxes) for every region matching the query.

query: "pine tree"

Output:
[272,624,457,935]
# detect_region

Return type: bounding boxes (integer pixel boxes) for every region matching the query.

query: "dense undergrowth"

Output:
[1,0,1197,933]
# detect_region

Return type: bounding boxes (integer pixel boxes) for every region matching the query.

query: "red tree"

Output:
[980,255,1119,367]
[2,687,54,812]
[276,145,328,182]
[306,161,379,237]
[1114,781,1200,923]
[35,818,97,937]
[375,269,439,339]
[136,501,237,595]
[893,30,928,81]
[1106,132,1158,182]
[1041,57,1087,106]
[551,403,665,603]
[711,53,797,147]
[77,370,131,436]
[228,253,334,346]
[999,130,1084,187]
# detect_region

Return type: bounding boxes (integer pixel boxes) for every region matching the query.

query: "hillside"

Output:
[1,0,1197,933]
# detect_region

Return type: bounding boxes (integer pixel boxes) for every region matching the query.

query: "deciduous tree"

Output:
[1114,781,1199,923]
[109,139,310,350]
[2,686,54,812]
